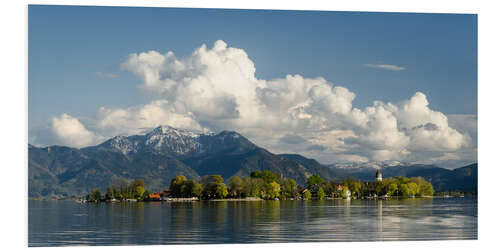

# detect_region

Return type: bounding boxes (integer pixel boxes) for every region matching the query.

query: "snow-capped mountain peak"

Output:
[96,125,251,157]
[147,125,214,138]
[149,125,193,137]
[105,135,139,155]
[142,125,224,155]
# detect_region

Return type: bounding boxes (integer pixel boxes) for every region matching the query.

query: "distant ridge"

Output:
[29,126,334,197]
[323,162,477,192]
[28,126,477,197]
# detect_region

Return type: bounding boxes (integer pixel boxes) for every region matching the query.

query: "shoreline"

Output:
[28,195,476,202]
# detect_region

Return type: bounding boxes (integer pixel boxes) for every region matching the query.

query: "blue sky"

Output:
[28,5,477,167]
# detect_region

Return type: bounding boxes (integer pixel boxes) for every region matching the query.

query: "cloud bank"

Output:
[32,40,476,167]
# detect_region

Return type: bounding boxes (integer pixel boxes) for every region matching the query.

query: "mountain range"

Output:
[28,125,477,197]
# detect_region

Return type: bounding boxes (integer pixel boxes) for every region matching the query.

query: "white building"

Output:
[376,170,382,181]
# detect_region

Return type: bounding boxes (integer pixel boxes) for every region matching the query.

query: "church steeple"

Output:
[376,170,382,181]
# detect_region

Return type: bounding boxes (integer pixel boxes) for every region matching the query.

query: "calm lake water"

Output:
[28,197,477,246]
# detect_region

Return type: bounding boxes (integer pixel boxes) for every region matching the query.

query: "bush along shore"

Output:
[81,171,436,203]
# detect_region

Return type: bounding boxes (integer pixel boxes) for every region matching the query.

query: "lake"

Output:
[28,197,477,246]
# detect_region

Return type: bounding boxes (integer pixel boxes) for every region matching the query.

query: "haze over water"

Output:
[28,197,477,246]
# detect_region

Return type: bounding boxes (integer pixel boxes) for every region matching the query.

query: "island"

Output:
[82,170,435,203]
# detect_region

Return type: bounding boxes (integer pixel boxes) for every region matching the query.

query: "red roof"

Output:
[149,194,161,199]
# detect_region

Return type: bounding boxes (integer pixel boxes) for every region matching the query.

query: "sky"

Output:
[28,5,477,168]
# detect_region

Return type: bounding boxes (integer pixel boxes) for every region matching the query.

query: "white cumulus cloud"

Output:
[34,40,475,167]
[51,114,99,148]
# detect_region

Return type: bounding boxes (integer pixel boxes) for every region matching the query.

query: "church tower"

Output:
[376,170,382,181]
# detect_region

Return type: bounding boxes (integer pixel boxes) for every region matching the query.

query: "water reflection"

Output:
[377,200,383,238]
[29,197,477,246]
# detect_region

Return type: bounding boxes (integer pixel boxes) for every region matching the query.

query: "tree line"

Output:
[334,176,435,199]
[85,171,434,202]
[86,179,150,202]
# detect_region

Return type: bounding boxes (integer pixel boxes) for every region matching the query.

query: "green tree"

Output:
[396,176,410,185]
[303,189,312,200]
[118,178,128,199]
[400,183,410,196]
[350,181,362,198]
[410,177,434,196]
[182,180,196,197]
[143,190,150,200]
[250,171,263,179]
[249,170,278,184]
[135,185,145,199]
[387,183,398,196]
[340,188,350,199]
[407,182,419,196]
[201,175,224,184]
[317,187,325,200]
[282,179,298,198]
[214,182,228,198]
[242,176,265,197]
[106,186,117,200]
[170,175,187,197]
[265,181,281,199]
[229,176,244,198]
[200,175,227,199]
[192,182,203,198]
[419,182,434,196]
[203,182,228,199]
[342,177,363,198]
[89,189,102,202]
[400,183,419,197]
[307,174,324,188]
[262,171,278,183]
[241,176,252,197]
[322,182,335,197]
